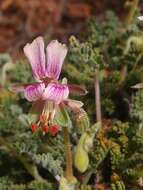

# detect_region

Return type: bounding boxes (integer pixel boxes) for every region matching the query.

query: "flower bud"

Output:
[74,145,89,173]
[83,134,94,152]
[74,133,93,173]
[73,108,90,134]
[74,131,95,173]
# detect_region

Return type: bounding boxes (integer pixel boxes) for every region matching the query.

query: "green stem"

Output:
[63,127,74,181]
[83,169,95,186]
[132,53,143,71]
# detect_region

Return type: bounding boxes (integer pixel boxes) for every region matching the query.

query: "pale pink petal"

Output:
[46,40,67,80]
[43,83,69,104]
[24,36,46,81]
[24,83,45,102]
[68,84,88,96]
[10,82,39,92]
[10,84,25,92]
[64,99,84,109]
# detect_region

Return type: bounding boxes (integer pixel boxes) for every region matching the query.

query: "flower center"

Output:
[29,101,60,135]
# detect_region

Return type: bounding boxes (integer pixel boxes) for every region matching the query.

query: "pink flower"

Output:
[23,37,69,104]
[23,37,68,82]
[12,37,87,133]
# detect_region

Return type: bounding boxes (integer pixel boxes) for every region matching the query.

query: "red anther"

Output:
[30,123,38,133]
[49,124,60,136]
[42,125,49,133]
[39,114,46,123]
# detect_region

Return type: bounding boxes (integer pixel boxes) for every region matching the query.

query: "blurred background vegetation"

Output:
[0,0,142,57]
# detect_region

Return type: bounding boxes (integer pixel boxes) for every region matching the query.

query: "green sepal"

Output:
[54,105,72,127]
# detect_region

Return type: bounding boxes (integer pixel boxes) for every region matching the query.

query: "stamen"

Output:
[38,101,58,135]
[48,112,52,122]
[30,123,38,133]
[39,114,47,123]
[49,124,60,136]
[42,125,49,133]
[41,101,57,125]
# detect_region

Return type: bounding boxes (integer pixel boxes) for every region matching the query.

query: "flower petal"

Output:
[64,99,84,109]
[9,82,38,92]
[68,84,88,96]
[24,83,45,102]
[24,36,46,81]
[46,40,67,80]
[43,83,69,104]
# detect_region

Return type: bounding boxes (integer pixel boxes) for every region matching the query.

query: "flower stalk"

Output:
[125,0,139,25]
[95,69,102,123]
[63,127,74,181]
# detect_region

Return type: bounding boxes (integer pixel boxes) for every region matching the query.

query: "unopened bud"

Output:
[73,108,90,134]
[74,145,89,173]
[83,134,94,152]
[74,133,93,173]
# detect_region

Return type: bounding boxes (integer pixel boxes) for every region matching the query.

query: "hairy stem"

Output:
[95,70,102,123]
[63,127,74,181]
